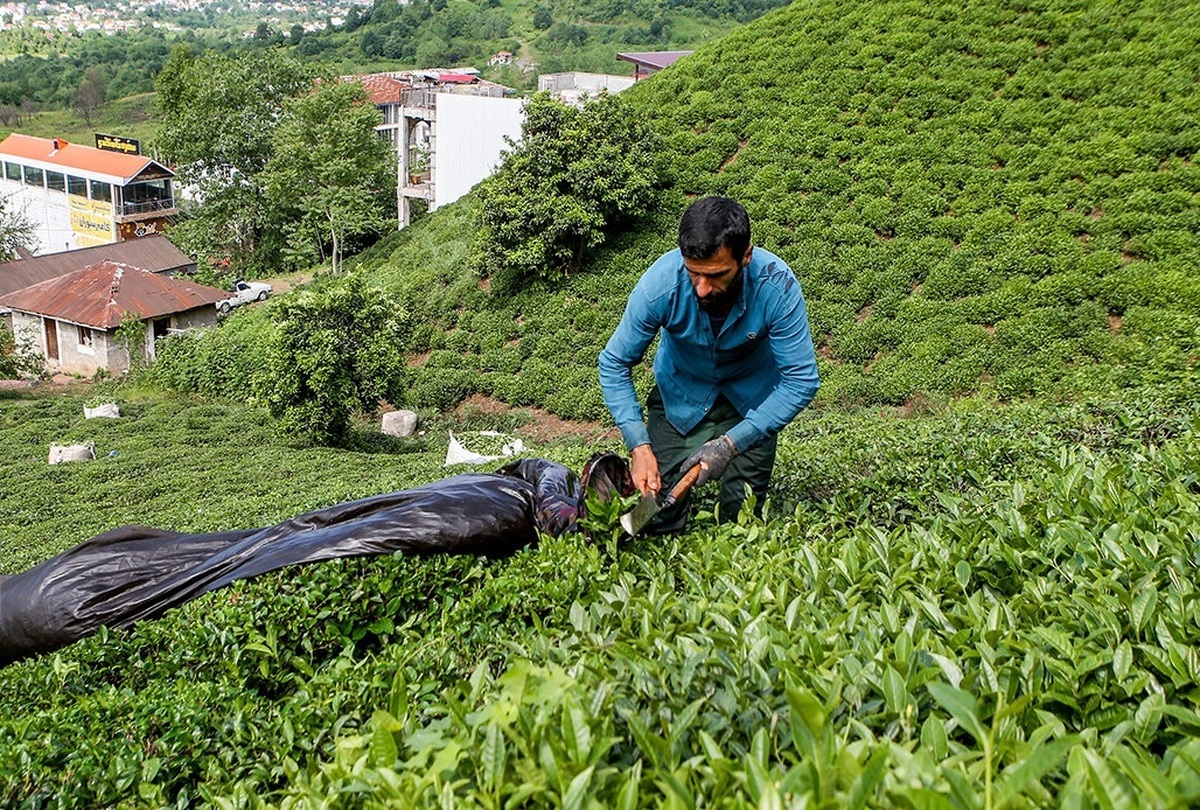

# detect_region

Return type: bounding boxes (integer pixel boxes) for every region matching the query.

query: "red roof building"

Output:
[0,260,227,376]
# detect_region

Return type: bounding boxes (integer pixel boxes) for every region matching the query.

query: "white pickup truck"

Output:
[217,280,273,314]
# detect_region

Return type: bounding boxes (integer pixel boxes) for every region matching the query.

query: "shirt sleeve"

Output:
[598,272,666,451]
[725,288,820,452]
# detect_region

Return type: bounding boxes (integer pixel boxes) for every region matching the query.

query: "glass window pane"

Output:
[90,181,111,202]
[67,175,87,196]
[4,162,21,181]
[23,166,43,186]
[46,171,65,192]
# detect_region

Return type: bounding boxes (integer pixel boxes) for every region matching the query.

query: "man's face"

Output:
[684,245,752,312]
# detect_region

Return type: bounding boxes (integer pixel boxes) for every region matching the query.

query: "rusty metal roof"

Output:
[0,236,196,298]
[0,134,173,184]
[0,260,228,329]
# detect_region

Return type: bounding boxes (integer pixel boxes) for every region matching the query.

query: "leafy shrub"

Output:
[0,325,41,379]
[147,309,277,401]
[264,275,409,445]
[473,92,666,291]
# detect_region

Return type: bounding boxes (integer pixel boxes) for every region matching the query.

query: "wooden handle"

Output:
[663,465,702,507]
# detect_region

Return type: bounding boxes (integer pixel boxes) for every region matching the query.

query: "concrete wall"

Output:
[11,306,220,376]
[434,93,526,210]
[536,72,636,105]
[10,311,106,376]
[0,178,115,255]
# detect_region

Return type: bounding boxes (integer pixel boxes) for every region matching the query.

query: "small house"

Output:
[0,260,228,376]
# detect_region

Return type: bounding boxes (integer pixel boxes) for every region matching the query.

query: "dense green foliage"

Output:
[263,79,398,273]
[154,50,396,278]
[153,48,318,275]
[474,93,665,289]
[0,326,40,379]
[1,382,1198,804]
[639,0,1200,405]
[264,277,410,446]
[0,0,784,116]
[173,0,1200,416]
[149,274,410,446]
[0,27,172,109]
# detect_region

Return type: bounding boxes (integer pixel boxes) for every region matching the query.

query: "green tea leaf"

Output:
[562,765,595,810]
[883,665,908,715]
[1112,642,1133,681]
[993,735,1077,808]
[927,682,988,746]
[1131,586,1157,633]
[482,721,506,791]
[1083,748,1137,810]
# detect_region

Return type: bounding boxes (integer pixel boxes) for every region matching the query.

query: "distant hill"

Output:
[353,0,1200,416]
[0,0,793,114]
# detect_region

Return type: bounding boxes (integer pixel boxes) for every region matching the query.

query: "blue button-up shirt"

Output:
[599,247,820,453]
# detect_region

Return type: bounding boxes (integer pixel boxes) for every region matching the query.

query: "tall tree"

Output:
[73,67,107,126]
[262,79,395,274]
[153,48,315,274]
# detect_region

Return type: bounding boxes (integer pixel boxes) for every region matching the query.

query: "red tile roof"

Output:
[0,134,172,183]
[350,73,407,106]
[0,260,227,328]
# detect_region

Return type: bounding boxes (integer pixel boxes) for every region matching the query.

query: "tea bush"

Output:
[4,382,1197,804]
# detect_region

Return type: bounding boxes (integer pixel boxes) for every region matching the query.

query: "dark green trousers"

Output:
[644,386,777,534]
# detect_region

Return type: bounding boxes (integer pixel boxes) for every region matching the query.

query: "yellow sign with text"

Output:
[69,196,113,247]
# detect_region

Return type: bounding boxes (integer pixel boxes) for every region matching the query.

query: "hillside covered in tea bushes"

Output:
[342,0,1199,418]
[152,0,1200,419]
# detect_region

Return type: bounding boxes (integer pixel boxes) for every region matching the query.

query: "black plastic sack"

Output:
[0,456,635,668]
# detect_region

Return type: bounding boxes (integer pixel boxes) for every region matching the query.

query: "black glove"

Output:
[681,434,738,488]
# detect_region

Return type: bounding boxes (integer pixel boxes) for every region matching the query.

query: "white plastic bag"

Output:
[444,430,526,466]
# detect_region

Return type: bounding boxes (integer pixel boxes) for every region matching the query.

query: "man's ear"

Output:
[742,245,754,266]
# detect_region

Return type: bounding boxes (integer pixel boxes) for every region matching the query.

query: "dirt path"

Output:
[260,270,316,294]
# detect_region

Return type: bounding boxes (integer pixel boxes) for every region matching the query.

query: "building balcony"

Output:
[115,198,179,222]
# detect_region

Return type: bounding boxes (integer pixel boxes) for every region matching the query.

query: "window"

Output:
[22,166,43,187]
[46,171,65,192]
[89,180,111,202]
[77,326,95,351]
[67,175,87,196]
[3,162,20,181]
[89,181,112,202]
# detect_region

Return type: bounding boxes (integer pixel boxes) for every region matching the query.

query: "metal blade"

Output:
[619,493,661,536]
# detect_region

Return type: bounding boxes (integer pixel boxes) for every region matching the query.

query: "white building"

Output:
[0,134,178,255]
[433,93,525,210]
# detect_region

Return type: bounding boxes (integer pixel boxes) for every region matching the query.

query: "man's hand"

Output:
[630,444,661,497]
[681,434,738,487]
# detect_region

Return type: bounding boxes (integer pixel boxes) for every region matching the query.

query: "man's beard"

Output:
[696,271,743,314]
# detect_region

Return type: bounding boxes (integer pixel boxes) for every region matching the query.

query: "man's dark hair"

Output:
[678,196,751,261]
